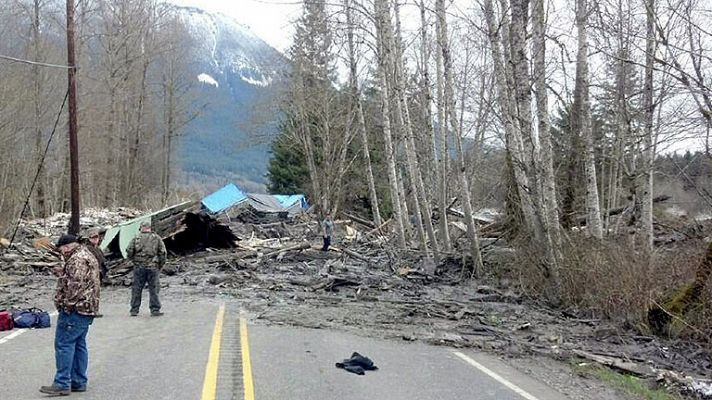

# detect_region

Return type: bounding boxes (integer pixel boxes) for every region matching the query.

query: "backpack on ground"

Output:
[12,308,51,329]
[0,310,13,331]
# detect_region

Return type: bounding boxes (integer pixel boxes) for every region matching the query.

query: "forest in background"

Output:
[0,0,204,227]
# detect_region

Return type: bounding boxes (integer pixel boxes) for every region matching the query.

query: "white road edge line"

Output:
[0,311,59,345]
[452,350,541,400]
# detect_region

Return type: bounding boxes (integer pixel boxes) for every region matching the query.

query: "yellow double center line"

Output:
[240,315,255,399]
[201,305,255,400]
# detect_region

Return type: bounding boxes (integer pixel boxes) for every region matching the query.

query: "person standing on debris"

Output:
[322,213,334,251]
[40,234,100,396]
[127,221,167,317]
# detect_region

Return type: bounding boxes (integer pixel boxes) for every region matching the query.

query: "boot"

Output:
[39,384,70,396]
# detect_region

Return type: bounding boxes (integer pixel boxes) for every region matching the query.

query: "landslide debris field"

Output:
[2,209,712,400]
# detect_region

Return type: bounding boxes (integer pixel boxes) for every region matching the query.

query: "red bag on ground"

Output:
[0,310,13,331]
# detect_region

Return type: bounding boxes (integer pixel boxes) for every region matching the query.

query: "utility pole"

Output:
[66,0,80,234]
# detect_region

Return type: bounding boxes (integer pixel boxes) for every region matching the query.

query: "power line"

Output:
[0,54,73,69]
[8,89,70,248]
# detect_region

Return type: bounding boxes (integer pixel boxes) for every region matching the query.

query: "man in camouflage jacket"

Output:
[40,234,101,396]
[127,221,167,317]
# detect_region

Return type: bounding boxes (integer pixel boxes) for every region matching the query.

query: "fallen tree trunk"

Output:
[572,350,657,377]
[261,242,311,259]
[648,239,712,335]
[331,245,369,262]
[342,212,376,229]
[367,218,392,236]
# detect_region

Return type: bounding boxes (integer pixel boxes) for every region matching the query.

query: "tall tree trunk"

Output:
[574,0,603,238]
[345,0,382,226]
[161,65,176,205]
[393,0,439,258]
[531,0,562,286]
[641,0,656,251]
[396,160,411,238]
[127,57,150,205]
[104,85,117,207]
[484,0,537,234]
[375,0,406,247]
[509,0,550,243]
[434,0,452,250]
[437,0,482,271]
[418,0,436,197]
[303,126,323,211]
[32,0,47,217]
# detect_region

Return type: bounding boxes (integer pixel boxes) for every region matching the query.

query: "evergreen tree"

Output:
[266,121,309,194]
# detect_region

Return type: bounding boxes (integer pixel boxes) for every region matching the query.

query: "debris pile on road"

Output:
[3,206,712,398]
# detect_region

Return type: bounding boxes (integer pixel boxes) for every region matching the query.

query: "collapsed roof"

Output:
[100,201,237,258]
[200,184,309,218]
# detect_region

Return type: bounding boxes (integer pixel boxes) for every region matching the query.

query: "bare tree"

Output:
[640,0,657,251]
[374,0,407,247]
[436,0,482,271]
[344,0,383,226]
[573,0,604,238]
[532,0,563,283]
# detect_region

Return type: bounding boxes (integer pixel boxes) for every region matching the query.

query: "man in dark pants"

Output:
[321,213,334,251]
[127,221,167,317]
[40,234,100,396]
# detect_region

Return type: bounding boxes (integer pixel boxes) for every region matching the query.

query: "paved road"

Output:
[0,300,569,400]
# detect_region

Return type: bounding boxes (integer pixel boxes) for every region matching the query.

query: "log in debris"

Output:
[573,349,657,377]
[331,245,369,262]
[572,349,712,398]
[341,212,376,229]
[260,242,311,259]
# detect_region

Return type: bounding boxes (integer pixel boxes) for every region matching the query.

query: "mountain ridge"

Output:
[172,4,286,188]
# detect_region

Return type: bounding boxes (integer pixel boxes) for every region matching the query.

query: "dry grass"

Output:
[504,234,711,339]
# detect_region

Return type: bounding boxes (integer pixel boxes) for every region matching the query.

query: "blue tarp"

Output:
[273,194,309,209]
[201,184,247,213]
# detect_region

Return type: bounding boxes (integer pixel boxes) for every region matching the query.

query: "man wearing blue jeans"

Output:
[40,234,100,396]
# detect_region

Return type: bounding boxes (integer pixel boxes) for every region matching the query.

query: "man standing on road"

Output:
[82,228,106,318]
[40,234,100,396]
[127,221,167,317]
[321,213,334,251]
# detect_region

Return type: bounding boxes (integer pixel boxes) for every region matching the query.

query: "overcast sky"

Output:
[167,0,302,52]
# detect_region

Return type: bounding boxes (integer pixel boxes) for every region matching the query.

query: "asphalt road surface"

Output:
[0,300,569,400]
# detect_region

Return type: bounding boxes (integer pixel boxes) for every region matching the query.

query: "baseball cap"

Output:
[55,234,79,248]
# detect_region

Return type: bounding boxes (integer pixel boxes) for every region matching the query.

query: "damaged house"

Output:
[100,200,238,257]
[201,183,309,224]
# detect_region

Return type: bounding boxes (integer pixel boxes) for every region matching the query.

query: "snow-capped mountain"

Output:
[174,6,287,186]
[177,6,282,88]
